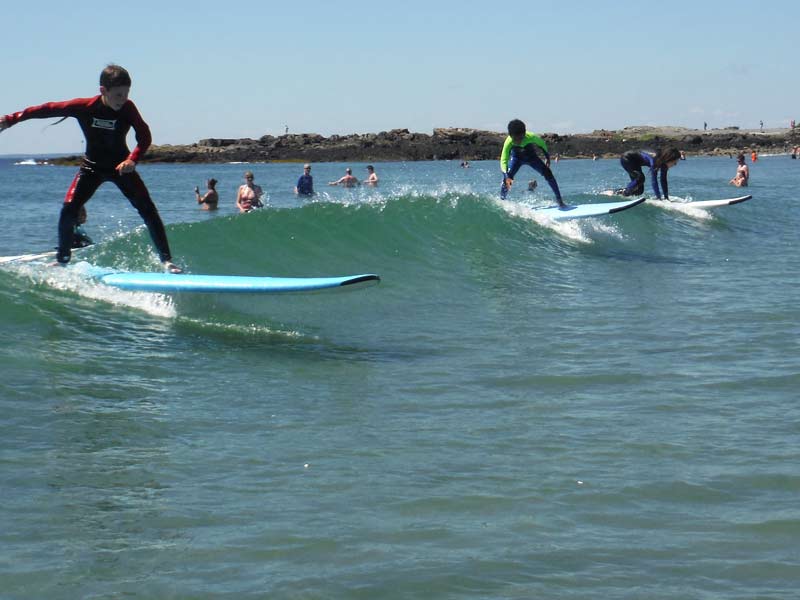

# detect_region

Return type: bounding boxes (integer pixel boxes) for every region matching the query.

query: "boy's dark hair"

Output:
[654,147,681,168]
[507,119,526,137]
[100,64,132,89]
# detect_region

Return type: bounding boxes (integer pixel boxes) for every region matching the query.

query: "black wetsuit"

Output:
[618,150,668,199]
[4,96,173,264]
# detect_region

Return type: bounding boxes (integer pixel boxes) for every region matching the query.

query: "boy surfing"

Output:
[500,119,566,207]
[0,64,181,273]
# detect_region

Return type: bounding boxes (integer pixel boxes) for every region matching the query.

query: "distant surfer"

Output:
[328,168,360,188]
[294,164,314,196]
[237,171,264,212]
[613,148,681,200]
[0,64,181,273]
[729,153,749,187]
[499,119,565,207]
[195,178,219,210]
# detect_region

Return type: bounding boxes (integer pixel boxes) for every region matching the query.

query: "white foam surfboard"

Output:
[536,197,646,220]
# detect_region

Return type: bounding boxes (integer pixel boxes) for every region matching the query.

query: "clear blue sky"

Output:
[1,0,797,154]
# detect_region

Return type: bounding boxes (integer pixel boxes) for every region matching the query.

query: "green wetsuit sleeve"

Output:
[500,136,513,173]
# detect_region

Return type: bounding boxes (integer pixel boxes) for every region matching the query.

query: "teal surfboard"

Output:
[0,253,379,293]
[88,269,380,293]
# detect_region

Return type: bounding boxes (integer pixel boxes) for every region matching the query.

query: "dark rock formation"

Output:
[49,125,800,165]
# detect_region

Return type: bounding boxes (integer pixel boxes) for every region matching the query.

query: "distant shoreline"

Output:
[47,125,800,166]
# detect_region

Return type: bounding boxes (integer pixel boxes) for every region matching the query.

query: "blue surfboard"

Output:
[0,254,379,294]
[88,269,381,293]
[536,197,646,220]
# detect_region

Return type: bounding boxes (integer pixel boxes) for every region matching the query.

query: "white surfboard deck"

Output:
[0,251,56,265]
[536,197,646,220]
[601,191,753,208]
[656,195,752,209]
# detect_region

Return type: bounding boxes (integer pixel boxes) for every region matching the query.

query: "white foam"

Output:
[13,261,176,318]
[177,316,306,338]
[650,198,713,220]
[494,198,595,243]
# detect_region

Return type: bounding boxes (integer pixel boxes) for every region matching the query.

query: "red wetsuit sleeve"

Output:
[4,97,95,125]
[123,101,151,163]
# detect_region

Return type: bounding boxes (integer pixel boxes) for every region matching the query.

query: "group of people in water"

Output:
[194,164,380,212]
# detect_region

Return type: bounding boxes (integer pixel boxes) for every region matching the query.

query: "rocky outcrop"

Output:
[49,125,800,165]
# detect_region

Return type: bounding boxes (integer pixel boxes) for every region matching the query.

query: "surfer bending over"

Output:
[615,148,681,200]
[0,64,181,273]
[500,119,565,207]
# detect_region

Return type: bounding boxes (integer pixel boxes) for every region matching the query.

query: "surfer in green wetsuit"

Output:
[500,119,565,207]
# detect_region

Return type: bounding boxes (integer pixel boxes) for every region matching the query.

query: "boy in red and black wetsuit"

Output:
[0,64,181,272]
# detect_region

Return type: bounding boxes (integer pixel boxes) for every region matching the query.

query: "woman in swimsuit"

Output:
[729,153,749,187]
[195,178,219,210]
[236,171,264,212]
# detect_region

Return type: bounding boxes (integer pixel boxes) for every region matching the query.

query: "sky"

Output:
[1,0,797,155]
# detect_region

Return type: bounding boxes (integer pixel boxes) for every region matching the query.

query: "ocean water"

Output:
[1,154,798,599]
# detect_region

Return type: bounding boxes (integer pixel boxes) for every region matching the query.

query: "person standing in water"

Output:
[195,178,219,210]
[729,153,749,187]
[328,168,359,187]
[294,164,314,196]
[363,165,379,186]
[236,171,264,212]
